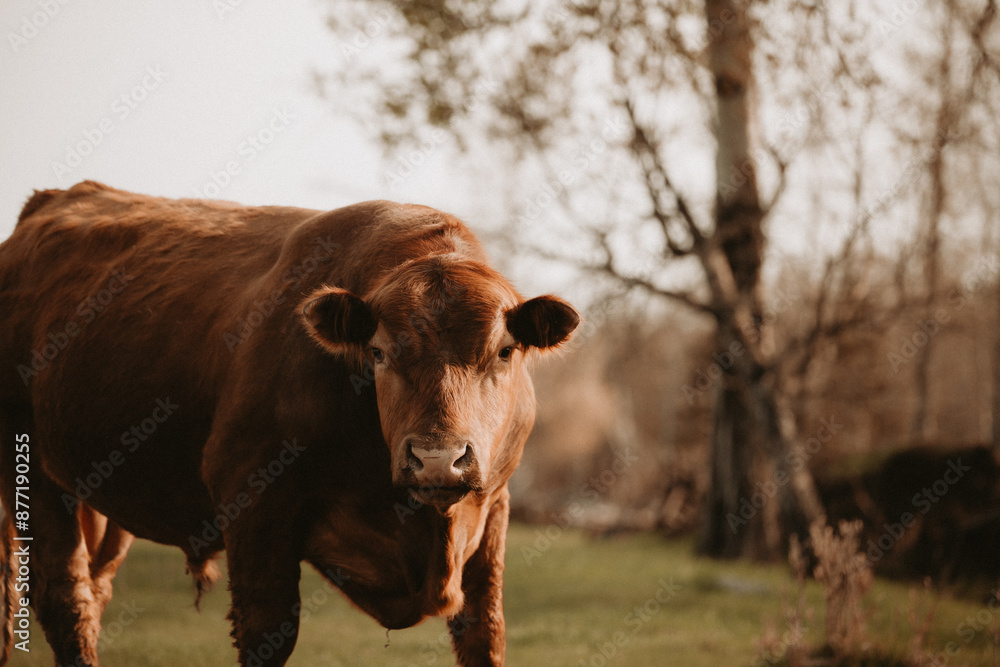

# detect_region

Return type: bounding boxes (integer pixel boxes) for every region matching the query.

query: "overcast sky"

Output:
[0,0,486,243]
[3,1,964,307]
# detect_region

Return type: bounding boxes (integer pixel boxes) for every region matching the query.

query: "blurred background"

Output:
[4,0,1000,664]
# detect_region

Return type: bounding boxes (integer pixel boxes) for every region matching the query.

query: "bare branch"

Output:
[761,142,789,217]
[622,96,704,256]
[521,227,714,315]
[970,0,1000,82]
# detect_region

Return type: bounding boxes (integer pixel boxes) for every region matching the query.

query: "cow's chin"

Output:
[407,485,471,510]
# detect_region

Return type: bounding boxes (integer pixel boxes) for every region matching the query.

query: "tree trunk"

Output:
[699,326,781,559]
[696,0,821,559]
[910,168,942,443]
[910,30,951,443]
[698,317,820,559]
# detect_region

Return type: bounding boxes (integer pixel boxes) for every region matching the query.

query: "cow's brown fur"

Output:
[0,181,578,666]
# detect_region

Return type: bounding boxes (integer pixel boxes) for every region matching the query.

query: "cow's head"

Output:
[301,254,578,509]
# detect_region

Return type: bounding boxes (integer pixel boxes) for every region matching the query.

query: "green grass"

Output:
[9,523,1000,666]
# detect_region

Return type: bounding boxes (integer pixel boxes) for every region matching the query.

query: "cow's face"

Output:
[302,256,578,509]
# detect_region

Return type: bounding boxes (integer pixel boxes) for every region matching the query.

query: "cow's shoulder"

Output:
[272,200,488,295]
[298,199,476,241]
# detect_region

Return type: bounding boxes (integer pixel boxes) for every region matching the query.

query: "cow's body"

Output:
[0,181,577,666]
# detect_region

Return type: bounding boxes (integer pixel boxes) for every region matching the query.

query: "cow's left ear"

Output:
[301,287,377,354]
[506,295,580,350]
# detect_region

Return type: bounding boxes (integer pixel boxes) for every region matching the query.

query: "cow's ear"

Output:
[506,295,580,350]
[301,287,377,354]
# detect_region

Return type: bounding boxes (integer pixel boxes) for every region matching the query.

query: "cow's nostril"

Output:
[406,442,424,471]
[453,444,473,472]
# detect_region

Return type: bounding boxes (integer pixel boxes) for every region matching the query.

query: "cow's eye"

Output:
[498,346,514,361]
[371,347,385,363]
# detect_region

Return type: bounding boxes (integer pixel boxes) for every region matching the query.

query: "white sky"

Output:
[2,1,979,308]
[0,0,483,243]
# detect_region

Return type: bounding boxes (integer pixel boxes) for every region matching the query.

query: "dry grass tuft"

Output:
[810,518,875,658]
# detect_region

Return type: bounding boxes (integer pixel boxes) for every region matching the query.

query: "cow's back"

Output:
[0,182,320,411]
[0,181,311,381]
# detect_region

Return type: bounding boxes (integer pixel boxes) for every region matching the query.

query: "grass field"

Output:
[8,522,1000,666]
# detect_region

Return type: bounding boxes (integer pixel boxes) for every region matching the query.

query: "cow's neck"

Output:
[410,494,491,618]
[303,487,496,628]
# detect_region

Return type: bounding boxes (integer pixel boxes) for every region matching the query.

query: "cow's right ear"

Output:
[506,295,580,350]
[301,287,377,354]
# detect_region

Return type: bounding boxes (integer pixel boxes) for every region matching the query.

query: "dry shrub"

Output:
[758,518,878,665]
[810,518,875,658]
[760,521,980,666]
[754,534,812,666]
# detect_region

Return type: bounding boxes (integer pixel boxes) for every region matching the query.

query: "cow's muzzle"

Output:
[407,484,472,509]
[400,436,479,508]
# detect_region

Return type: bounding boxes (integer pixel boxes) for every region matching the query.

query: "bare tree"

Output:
[694,0,824,559]
[966,0,1000,452]
[899,0,1000,445]
[317,0,846,559]
[909,6,957,442]
[317,0,1000,556]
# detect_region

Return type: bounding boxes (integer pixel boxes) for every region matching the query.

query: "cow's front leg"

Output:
[450,491,510,666]
[224,522,302,667]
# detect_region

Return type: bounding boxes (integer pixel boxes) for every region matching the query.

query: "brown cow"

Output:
[0,181,578,666]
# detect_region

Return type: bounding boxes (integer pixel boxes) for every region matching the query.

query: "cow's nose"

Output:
[408,442,473,485]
